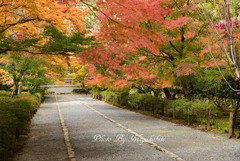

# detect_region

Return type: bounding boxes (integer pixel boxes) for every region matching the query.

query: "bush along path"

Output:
[92,90,240,138]
[0,90,44,161]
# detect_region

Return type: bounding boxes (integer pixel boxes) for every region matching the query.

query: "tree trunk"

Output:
[172,90,176,100]
[231,94,240,137]
[180,79,190,99]
[163,88,171,99]
[12,83,19,96]
[18,82,23,94]
[82,82,85,88]
[12,75,21,96]
[136,83,145,94]
[153,89,160,97]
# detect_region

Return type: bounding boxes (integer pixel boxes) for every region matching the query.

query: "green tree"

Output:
[0,53,50,95]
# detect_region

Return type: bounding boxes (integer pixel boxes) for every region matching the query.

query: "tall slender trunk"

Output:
[163,88,171,99]
[13,81,19,96]
[18,82,22,94]
[180,79,190,100]
[152,89,160,97]
[231,94,240,138]
[136,83,145,94]
[18,75,25,94]
[12,75,20,96]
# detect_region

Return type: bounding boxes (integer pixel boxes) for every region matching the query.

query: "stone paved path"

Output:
[15,92,240,161]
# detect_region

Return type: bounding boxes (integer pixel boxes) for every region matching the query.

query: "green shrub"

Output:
[117,92,129,106]
[34,93,42,103]
[0,110,17,158]
[127,93,172,114]
[0,90,11,97]
[95,91,171,114]
[0,98,33,134]
[13,98,34,121]
[0,96,14,106]
[92,90,101,99]
[93,90,220,126]
[168,99,218,124]
[0,92,39,160]
[16,93,40,109]
[100,91,116,102]
[95,91,129,106]
[73,88,90,94]
[0,96,35,160]
[30,88,46,101]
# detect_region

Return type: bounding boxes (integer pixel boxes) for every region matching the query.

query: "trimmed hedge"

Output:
[92,90,129,106]
[0,111,17,159]
[16,93,42,110]
[127,93,171,114]
[93,91,171,113]
[0,91,44,161]
[0,90,11,97]
[30,88,46,101]
[73,88,90,94]
[0,96,13,105]
[93,90,219,125]
[168,99,218,124]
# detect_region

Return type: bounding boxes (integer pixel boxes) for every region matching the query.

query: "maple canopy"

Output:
[76,0,205,96]
[0,0,97,92]
[1,0,240,100]
[0,0,96,55]
[72,0,240,100]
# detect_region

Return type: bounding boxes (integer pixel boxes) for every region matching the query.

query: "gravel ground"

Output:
[59,95,175,161]
[15,92,240,161]
[47,87,76,94]
[79,95,240,161]
[15,96,68,161]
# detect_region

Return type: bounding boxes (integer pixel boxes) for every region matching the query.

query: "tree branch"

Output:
[79,0,133,29]
[169,41,181,54]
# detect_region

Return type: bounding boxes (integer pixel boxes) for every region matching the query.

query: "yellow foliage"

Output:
[0,0,87,37]
[55,79,66,85]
